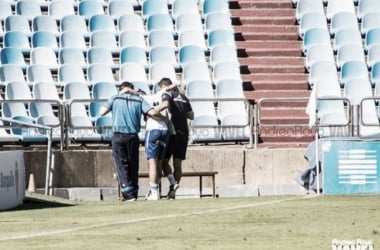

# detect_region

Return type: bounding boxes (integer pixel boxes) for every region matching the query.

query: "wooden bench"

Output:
[116,171,218,199]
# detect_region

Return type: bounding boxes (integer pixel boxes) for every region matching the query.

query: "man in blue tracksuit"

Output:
[99,81,159,201]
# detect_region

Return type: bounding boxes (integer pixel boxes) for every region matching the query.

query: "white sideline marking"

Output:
[0,196,313,241]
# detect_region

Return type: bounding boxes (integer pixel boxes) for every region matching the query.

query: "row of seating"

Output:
[0,0,229,21]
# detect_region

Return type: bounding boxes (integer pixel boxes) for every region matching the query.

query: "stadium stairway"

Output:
[230,0,314,147]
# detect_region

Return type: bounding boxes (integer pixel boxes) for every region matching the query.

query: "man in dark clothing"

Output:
[157,78,194,199]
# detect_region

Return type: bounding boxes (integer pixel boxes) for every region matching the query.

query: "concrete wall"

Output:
[24,146,310,197]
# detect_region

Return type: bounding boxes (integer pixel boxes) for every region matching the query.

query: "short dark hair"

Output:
[119,81,134,90]
[158,77,172,87]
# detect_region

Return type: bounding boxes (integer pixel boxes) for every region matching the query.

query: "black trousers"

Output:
[112,133,139,199]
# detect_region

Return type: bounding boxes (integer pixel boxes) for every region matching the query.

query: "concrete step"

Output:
[240,57,304,66]
[251,81,308,90]
[234,25,298,35]
[238,31,299,41]
[244,90,310,100]
[245,64,305,74]
[260,116,309,125]
[249,73,308,82]
[235,16,296,25]
[230,8,296,18]
[259,108,308,118]
[230,0,294,9]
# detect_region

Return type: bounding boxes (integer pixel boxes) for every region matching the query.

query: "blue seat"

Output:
[302,28,331,53]
[333,28,363,53]
[10,116,47,143]
[361,12,380,36]
[340,60,370,87]
[16,0,42,21]
[142,0,168,20]
[92,82,117,99]
[0,48,27,69]
[78,0,105,20]
[2,102,29,119]
[365,28,380,52]
[89,14,116,33]
[31,31,59,51]
[178,30,207,51]
[4,31,31,54]
[208,29,236,50]
[202,0,229,18]
[336,44,366,69]
[179,45,206,68]
[146,13,174,34]
[371,61,380,86]
[95,116,113,141]
[367,44,380,69]
[4,15,31,36]
[358,0,380,20]
[87,47,117,69]
[120,46,149,69]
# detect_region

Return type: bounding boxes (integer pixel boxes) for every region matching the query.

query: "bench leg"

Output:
[199,176,202,198]
[212,175,216,198]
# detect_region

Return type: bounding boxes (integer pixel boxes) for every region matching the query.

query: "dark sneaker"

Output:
[167,183,179,200]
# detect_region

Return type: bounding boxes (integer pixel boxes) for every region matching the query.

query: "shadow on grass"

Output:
[13,194,77,211]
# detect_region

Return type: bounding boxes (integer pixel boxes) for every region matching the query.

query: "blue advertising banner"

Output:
[322,140,380,194]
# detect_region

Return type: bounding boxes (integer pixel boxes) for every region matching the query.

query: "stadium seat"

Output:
[48,0,75,21]
[358,0,380,20]
[178,30,207,51]
[172,0,199,21]
[4,15,32,36]
[87,64,117,85]
[344,78,373,106]
[175,13,204,37]
[16,0,42,21]
[367,44,380,69]
[119,62,149,84]
[186,80,214,99]
[35,115,62,141]
[78,0,105,20]
[120,46,149,69]
[204,12,233,35]
[212,61,242,84]
[361,12,380,36]
[216,79,244,98]
[92,81,117,99]
[94,116,113,141]
[30,47,59,71]
[296,0,325,22]
[10,115,47,143]
[202,0,229,18]
[149,62,179,86]
[371,61,380,86]
[69,115,102,142]
[5,81,32,100]
[0,65,26,87]
[208,29,236,50]
[59,48,87,69]
[148,30,176,50]
[209,45,239,68]
[90,31,119,54]
[142,0,169,20]
[178,45,206,68]
[190,115,221,142]
[149,46,179,70]
[89,14,117,33]
[0,1,12,23]
[330,12,360,36]
[87,47,117,69]
[3,31,31,54]
[0,120,21,143]
[336,44,366,69]
[217,100,248,137]
[182,62,211,86]
[340,60,370,87]
[365,28,380,52]
[60,31,88,51]
[27,65,55,85]
[308,60,339,87]
[326,0,356,21]
[302,28,331,53]
[32,82,60,101]
[31,31,59,51]
[119,30,147,51]
[60,15,89,36]
[1,102,29,119]
[333,28,363,53]
[108,0,134,19]
[32,15,59,36]
[64,82,91,104]
[146,13,174,34]
[304,44,335,71]
[0,47,28,70]
[298,12,328,39]
[117,13,145,34]
[58,64,87,86]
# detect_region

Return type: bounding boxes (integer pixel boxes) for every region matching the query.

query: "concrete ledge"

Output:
[218,185,259,198]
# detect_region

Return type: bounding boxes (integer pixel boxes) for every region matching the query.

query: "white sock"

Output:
[149,182,159,192]
[167,174,177,186]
